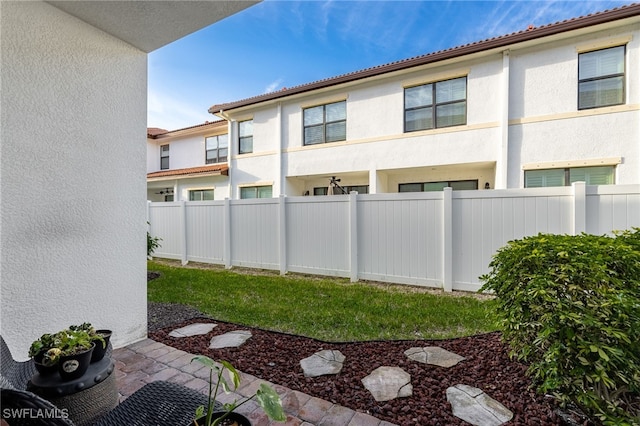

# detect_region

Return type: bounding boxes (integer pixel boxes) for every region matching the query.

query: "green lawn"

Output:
[147,260,498,342]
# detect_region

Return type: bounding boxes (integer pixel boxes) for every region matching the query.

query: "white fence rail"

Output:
[147,183,640,292]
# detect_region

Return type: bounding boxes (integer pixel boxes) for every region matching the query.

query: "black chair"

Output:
[1,334,37,391]
[1,336,219,426]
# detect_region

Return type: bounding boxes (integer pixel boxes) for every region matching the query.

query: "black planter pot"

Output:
[90,329,112,362]
[195,412,251,426]
[33,352,57,376]
[58,343,94,381]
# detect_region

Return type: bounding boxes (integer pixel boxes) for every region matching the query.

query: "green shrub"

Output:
[480,230,640,425]
[147,228,161,258]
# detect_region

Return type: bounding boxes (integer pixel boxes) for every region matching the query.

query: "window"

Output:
[303,100,346,145]
[525,166,614,188]
[189,189,214,201]
[405,77,467,132]
[239,120,253,154]
[240,185,272,199]
[205,135,228,164]
[164,194,174,202]
[399,180,478,192]
[313,185,369,195]
[578,46,625,109]
[160,144,169,170]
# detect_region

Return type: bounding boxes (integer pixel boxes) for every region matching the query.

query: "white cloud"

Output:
[264,78,284,93]
[147,90,214,131]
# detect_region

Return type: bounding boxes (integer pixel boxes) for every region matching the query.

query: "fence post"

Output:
[224,198,232,269]
[349,191,358,283]
[572,181,586,235]
[443,188,453,292]
[180,201,188,266]
[279,195,287,275]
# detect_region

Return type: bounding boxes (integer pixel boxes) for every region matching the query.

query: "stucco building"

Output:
[148,4,640,201]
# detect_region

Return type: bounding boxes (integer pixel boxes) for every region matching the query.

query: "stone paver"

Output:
[361,366,412,402]
[446,384,513,426]
[113,339,398,426]
[300,349,345,377]
[298,396,334,424]
[209,330,252,349]
[348,411,383,426]
[168,322,217,337]
[404,346,465,368]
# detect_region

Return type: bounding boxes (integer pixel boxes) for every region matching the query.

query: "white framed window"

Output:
[525,166,615,188]
[189,189,214,201]
[405,77,467,132]
[240,185,272,199]
[399,180,478,192]
[160,144,169,170]
[205,135,228,164]
[239,120,253,154]
[303,100,346,145]
[578,45,625,110]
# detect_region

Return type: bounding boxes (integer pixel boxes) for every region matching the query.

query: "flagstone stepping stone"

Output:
[404,346,465,368]
[361,366,412,402]
[446,384,513,426]
[168,323,217,337]
[300,350,345,377]
[209,330,252,349]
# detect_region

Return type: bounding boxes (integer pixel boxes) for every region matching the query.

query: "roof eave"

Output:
[208,3,640,114]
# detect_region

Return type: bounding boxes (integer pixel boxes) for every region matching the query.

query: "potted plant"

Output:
[53,328,96,380]
[29,333,59,375]
[29,328,95,380]
[190,355,286,426]
[69,322,110,362]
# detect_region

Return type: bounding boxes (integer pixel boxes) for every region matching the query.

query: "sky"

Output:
[147,0,634,131]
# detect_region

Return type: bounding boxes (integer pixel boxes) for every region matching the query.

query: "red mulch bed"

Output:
[150,318,563,425]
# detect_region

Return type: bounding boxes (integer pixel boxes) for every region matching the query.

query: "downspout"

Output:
[219,109,234,199]
[277,103,283,196]
[497,50,510,189]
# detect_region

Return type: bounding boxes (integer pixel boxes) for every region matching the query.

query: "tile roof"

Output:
[147,127,168,137]
[147,120,226,139]
[147,164,229,179]
[208,3,640,114]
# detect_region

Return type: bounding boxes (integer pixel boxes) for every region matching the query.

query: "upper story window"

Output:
[205,134,228,164]
[303,100,346,145]
[160,144,169,170]
[578,45,625,110]
[525,166,614,188]
[240,185,272,199]
[399,180,477,192]
[404,77,467,132]
[239,120,253,154]
[189,189,214,201]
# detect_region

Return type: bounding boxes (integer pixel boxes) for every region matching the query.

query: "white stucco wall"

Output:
[1,2,147,358]
[228,21,638,195]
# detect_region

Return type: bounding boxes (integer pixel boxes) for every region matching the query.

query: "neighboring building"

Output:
[198,4,639,199]
[147,121,230,202]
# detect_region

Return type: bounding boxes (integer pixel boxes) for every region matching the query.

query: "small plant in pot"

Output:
[69,322,111,362]
[29,333,59,375]
[53,328,97,381]
[29,328,98,380]
[191,355,286,426]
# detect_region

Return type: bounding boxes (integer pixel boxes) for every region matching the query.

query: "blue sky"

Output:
[147,0,633,130]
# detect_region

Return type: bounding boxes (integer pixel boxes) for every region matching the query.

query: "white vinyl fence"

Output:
[147,183,640,292]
